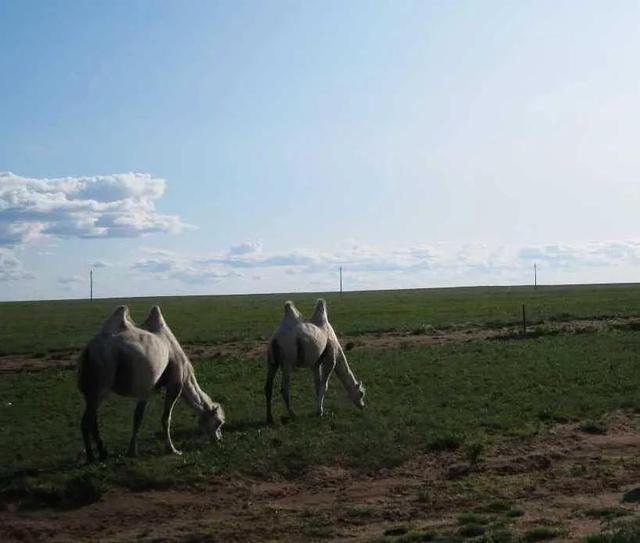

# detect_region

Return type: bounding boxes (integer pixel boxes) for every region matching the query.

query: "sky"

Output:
[1,0,640,301]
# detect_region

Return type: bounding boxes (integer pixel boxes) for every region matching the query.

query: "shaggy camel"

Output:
[77,305,224,462]
[265,298,365,424]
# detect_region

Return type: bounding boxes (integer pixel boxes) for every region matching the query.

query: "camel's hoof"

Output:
[126,449,137,458]
[266,416,274,426]
[98,452,108,462]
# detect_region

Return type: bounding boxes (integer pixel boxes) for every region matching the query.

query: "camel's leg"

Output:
[91,406,107,461]
[315,349,336,417]
[82,397,107,463]
[81,403,95,463]
[127,400,147,457]
[265,361,278,425]
[313,366,323,416]
[281,365,295,420]
[162,384,183,455]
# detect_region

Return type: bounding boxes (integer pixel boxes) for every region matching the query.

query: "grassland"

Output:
[2,283,640,355]
[3,284,640,541]
[3,331,640,480]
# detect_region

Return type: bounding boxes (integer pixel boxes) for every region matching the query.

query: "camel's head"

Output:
[198,403,225,441]
[348,381,366,409]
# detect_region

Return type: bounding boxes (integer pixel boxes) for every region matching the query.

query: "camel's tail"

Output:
[333,346,366,408]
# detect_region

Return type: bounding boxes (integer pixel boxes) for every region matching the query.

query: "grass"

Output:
[3,283,640,521]
[377,528,436,542]
[522,527,560,541]
[582,508,629,521]
[579,420,608,435]
[585,518,640,542]
[3,328,640,509]
[458,523,486,537]
[2,283,640,354]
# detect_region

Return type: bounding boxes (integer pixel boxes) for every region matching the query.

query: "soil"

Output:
[3,412,640,542]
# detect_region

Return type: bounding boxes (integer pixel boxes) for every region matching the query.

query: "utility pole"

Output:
[90,269,93,301]
[339,266,343,296]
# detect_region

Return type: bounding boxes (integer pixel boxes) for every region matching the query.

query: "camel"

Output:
[77,305,224,462]
[265,298,365,424]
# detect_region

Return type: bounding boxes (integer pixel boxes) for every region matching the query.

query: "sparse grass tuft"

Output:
[580,420,607,435]
[458,512,488,525]
[584,518,640,542]
[522,527,559,542]
[582,507,629,521]
[464,440,486,465]
[427,434,463,452]
[458,523,486,537]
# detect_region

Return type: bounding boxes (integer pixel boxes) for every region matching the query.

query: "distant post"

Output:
[339,266,343,296]
[90,269,93,301]
[522,304,526,336]
[534,263,537,290]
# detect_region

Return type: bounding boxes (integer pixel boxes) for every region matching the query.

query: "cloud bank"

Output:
[0,171,191,246]
[132,249,241,285]
[131,239,640,287]
[0,249,34,282]
[0,171,191,281]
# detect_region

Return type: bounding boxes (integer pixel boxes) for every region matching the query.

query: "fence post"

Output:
[522,304,526,336]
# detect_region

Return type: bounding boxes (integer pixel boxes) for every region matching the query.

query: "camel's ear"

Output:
[283,301,301,320]
[102,305,131,333]
[311,298,328,325]
[143,305,167,332]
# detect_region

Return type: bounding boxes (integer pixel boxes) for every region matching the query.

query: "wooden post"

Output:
[90,269,93,301]
[534,263,537,290]
[522,304,526,336]
[339,266,343,296]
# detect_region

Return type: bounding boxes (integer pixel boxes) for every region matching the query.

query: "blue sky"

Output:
[2,0,640,300]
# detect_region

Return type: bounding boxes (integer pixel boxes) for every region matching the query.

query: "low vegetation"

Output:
[3,284,640,541]
[2,330,640,510]
[2,283,640,354]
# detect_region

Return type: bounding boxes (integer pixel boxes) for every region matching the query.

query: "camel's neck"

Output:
[181,364,212,414]
[333,346,359,391]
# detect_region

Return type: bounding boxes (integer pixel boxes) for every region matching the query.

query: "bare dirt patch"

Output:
[3,411,640,542]
[3,316,640,375]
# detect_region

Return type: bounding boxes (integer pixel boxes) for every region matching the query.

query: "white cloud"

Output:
[0,249,34,282]
[0,171,192,247]
[131,239,640,287]
[518,240,640,269]
[228,241,262,255]
[132,249,240,285]
[58,275,84,285]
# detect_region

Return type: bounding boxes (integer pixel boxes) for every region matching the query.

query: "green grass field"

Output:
[2,283,640,355]
[2,284,640,541]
